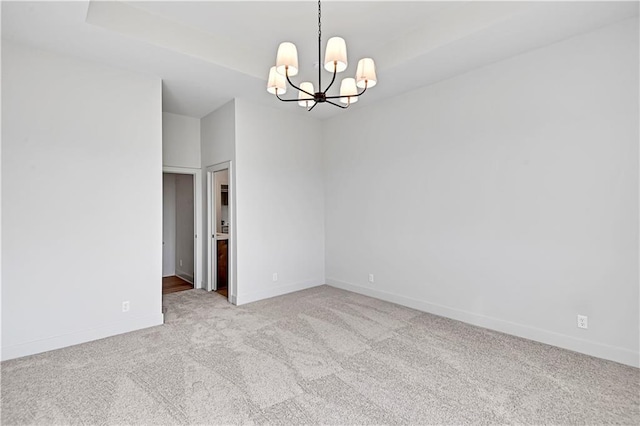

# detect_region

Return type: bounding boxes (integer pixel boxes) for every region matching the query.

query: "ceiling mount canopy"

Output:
[266,0,377,111]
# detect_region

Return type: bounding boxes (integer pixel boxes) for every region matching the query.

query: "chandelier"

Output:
[266,0,377,111]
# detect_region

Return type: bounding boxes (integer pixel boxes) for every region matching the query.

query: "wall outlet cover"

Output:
[577,314,588,329]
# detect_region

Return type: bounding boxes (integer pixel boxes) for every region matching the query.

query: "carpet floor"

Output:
[1,285,638,425]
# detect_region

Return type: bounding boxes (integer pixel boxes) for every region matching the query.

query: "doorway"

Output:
[207,162,234,303]
[162,168,202,295]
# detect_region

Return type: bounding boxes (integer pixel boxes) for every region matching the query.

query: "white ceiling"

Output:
[2,1,638,119]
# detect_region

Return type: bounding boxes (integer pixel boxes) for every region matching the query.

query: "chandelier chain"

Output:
[318,0,321,40]
[318,0,322,91]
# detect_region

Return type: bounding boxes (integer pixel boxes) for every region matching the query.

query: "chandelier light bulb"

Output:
[324,37,348,73]
[298,82,315,108]
[356,58,377,88]
[276,42,299,76]
[267,66,286,95]
[339,78,358,104]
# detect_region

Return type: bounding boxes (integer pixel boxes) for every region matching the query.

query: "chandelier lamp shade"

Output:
[266,0,377,111]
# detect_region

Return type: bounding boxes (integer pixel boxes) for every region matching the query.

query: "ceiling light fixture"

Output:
[266,0,377,111]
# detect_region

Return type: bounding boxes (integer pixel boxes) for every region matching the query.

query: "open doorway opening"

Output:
[207,162,234,303]
[162,172,195,294]
[214,170,229,297]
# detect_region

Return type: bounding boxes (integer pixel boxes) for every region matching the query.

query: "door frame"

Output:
[207,161,235,304]
[162,166,203,289]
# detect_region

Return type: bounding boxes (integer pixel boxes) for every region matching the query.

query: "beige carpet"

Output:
[2,285,639,424]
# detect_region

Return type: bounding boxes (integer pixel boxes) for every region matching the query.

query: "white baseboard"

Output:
[326,278,639,368]
[175,269,194,284]
[1,313,164,362]
[236,279,324,305]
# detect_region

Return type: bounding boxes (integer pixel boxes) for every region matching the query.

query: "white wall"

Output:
[162,174,176,277]
[234,99,325,304]
[201,100,236,167]
[0,37,3,352]
[201,100,236,293]
[175,174,194,281]
[1,41,163,360]
[323,18,639,367]
[163,112,201,169]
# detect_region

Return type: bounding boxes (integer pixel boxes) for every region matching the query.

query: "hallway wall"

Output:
[175,174,195,282]
[162,174,176,277]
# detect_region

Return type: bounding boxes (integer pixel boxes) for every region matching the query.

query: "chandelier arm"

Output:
[322,62,338,94]
[275,92,305,102]
[324,82,368,100]
[285,70,315,98]
[326,99,349,109]
[308,101,319,112]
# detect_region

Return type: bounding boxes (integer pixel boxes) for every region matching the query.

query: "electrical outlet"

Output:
[179,259,183,267]
[368,274,374,283]
[122,301,130,313]
[273,273,278,282]
[577,314,588,329]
